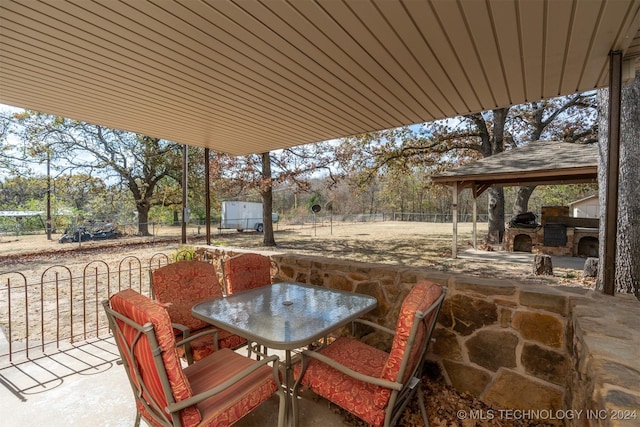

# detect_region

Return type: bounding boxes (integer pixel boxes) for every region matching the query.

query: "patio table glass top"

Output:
[191,282,377,350]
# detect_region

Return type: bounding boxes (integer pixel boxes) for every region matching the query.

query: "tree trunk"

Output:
[533,254,553,275]
[486,187,505,243]
[513,186,537,215]
[597,70,640,299]
[261,152,276,247]
[583,258,598,278]
[484,108,508,242]
[137,201,151,236]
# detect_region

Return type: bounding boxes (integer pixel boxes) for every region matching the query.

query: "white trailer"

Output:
[221,201,278,232]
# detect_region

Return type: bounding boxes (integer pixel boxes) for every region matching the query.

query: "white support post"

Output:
[472,193,477,249]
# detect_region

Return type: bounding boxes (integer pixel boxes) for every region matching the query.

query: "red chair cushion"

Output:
[152,261,223,331]
[374,281,443,409]
[185,348,278,426]
[224,253,271,295]
[109,289,201,426]
[153,261,248,361]
[294,337,389,427]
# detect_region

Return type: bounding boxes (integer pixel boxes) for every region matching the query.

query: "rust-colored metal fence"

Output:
[0,252,173,365]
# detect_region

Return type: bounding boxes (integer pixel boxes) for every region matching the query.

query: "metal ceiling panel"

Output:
[1,0,640,155]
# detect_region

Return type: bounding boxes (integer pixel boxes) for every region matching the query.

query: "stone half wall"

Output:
[196,246,640,426]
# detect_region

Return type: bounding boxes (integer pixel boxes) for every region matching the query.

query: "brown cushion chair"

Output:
[151,260,246,364]
[293,281,446,427]
[104,288,285,427]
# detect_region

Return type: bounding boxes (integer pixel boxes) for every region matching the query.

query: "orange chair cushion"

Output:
[294,337,390,427]
[374,281,443,409]
[152,261,223,331]
[185,348,278,427]
[109,289,201,427]
[224,253,271,295]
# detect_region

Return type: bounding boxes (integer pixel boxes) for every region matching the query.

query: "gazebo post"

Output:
[472,194,477,250]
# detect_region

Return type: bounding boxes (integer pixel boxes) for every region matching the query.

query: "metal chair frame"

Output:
[293,286,447,427]
[103,298,285,427]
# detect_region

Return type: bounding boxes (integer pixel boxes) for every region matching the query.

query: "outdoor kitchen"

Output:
[505,205,599,258]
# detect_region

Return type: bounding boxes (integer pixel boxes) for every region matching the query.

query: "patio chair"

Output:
[151,260,246,364]
[223,253,272,295]
[103,288,285,427]
[292,281,446,427]
[223,253,272,358]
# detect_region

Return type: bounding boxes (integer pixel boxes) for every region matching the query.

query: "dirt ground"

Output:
[0,221,573,426]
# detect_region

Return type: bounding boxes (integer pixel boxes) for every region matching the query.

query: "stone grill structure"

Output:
[198,246,640,427]
[505,206,600,258]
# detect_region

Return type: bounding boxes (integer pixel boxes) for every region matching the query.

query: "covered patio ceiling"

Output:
[1,0,640,155]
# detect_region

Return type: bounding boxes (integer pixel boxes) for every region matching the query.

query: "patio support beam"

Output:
[182,144,188,245]
[603,51,622,296]
[205,148,211,246]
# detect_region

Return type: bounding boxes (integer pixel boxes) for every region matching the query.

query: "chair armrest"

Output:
[173,323,220,365]
[298,349,402,391]
[353,319,395,336]
[166,354,282,413]
[175,328,219,348]
[171,322,191,334]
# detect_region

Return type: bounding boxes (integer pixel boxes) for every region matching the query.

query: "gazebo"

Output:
[431,141,598,257]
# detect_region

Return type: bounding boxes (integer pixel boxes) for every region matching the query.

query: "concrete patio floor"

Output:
[0,337,346,426]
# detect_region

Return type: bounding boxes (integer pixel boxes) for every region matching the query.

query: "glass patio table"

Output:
[191,281,377,424]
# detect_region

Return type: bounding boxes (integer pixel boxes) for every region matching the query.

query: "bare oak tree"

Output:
[9,111,183,235]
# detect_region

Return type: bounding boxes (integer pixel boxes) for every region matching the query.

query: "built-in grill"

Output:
[543,223,567,246]
[506,205,599,256]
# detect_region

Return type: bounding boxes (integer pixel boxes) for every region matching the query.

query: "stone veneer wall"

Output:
[197,246,640,426]
[567,293,640,427]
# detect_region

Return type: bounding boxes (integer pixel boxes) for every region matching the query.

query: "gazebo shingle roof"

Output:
[431,141,597,189]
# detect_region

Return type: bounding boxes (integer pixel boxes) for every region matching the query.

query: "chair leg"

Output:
[417,386,430,427]
[134,412,141,427]
[247,341,253,358]
[277,384,287,427]
[247,341,263,360]
[291,381,300,427]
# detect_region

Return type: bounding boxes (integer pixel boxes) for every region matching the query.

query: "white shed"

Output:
[568,195,600,218]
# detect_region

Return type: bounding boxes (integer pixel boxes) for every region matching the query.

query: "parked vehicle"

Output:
[220,201,278,232]
[91,225,120,240]
[59,227,92,243]
[59,225,119,243]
